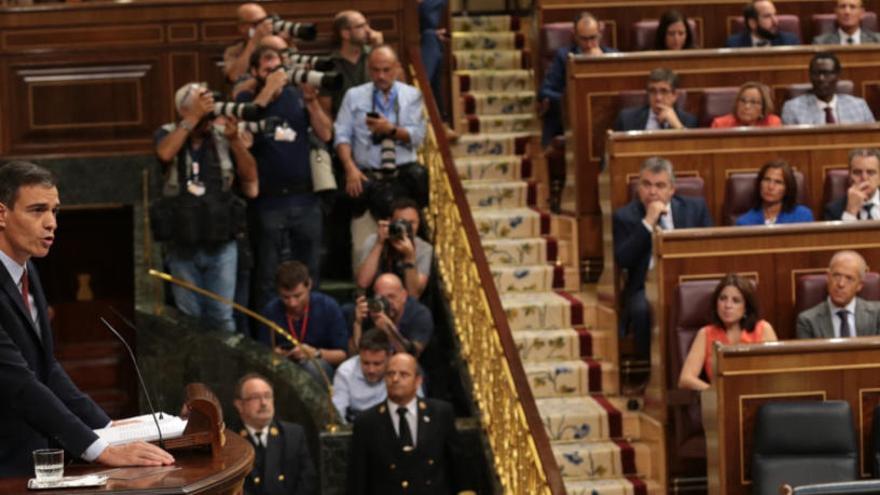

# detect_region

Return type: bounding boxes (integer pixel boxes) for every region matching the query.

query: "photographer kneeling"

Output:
[350,273,433,359]
[355,197,432,298]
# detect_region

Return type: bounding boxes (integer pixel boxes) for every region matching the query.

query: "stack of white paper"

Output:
[94,413,187,445]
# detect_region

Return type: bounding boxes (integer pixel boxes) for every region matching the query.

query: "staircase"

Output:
[450,14,663,495]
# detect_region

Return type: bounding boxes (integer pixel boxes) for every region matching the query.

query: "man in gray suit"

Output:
[796,250,880,339]
[813,0,880,44]
[781,52,875,125]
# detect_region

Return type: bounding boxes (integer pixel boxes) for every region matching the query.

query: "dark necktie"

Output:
[838,309,852,337]
[847,37,855,44]
[824,106,836,124]
[863,203,875,220]
[397,407,413,448]
[20,270,31,315]
[253,434,266,475]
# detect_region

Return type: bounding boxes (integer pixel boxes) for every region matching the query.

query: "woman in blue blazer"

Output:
[736,159,814,225]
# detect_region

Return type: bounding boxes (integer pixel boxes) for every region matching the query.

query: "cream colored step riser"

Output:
[553,441,654,481]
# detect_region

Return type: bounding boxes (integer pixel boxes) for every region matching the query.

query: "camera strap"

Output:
[160,123,234,196]
[371,84,400,124]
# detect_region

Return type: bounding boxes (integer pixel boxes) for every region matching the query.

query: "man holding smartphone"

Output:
[333,46,427,263]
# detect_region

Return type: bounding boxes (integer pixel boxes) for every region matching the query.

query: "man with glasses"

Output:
[233,373,316,495]
[321,10,385,117]
[813,0,880,44]
[796,251,880,338]
[613,68,699,131]
[825,148,880,220]
[538,11,617,144]
[725,0,800,47]
[782,52,875,124]
[613,157,712,358]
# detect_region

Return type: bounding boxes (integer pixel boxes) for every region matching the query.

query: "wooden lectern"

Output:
[0,383,253,494]
[703,337,880,495]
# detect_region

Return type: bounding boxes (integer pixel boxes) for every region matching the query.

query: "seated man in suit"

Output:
[612,157,713,358]
[796,250,880,338]
[725,0,800,47]
[613,68,699,131]
[824,148,880,220]
[347,352,474,495]
[0,161,174,475]
[232,373,316,495]
[814,0,880,44]
[539,11,617,144]
[782,52,876,124]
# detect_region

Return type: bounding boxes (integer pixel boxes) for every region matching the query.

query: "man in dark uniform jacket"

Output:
[347,353,475,495]
[613,157,712,358]
[0,161,174,475]
[232,373,316,495]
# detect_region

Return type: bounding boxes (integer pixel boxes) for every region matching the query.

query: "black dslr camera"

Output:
[367,295,390,314]
[388,219,413,242]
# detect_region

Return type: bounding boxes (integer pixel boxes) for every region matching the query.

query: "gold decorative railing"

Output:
[409,50,565,495]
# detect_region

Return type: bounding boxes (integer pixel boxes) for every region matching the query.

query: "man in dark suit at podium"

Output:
[347,352,475,495]
[233,373,316,495]
[0,161,175,476]
[613,157,713,358]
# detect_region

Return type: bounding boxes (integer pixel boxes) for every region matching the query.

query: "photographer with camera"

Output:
[320,10,384,117]
[355,197,432,298]
[350,273,433,359]
[334,45,427,265]
[237,45,332,312]
[152,83,258,332]
[224,3,277,84]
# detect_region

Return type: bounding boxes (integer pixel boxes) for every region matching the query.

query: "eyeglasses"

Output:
[241,393,274,403]
[647,87,674,96]
[576,34,600,42]
[738,97,763,107]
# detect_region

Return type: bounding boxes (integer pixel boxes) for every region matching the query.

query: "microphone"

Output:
[108,307,164,421]
[99,317,165,448]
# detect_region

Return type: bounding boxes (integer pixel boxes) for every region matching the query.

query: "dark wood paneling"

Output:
[0,0,419,158]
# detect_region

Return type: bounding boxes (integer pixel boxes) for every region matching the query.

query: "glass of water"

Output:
[33,448,64,482]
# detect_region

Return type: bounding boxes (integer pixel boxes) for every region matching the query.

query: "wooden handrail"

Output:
[408,46,566,495]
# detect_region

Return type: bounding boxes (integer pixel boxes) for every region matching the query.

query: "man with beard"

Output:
[233,373,316,495]
[320,10,384,117]
[153,83,258,331]
[782,52,875,124]
[332,328,392,423]
[237,46,332,310]
[725,0,800,47]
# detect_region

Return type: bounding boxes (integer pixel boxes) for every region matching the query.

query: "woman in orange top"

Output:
[678,273,778,391]
[710,82,782,129]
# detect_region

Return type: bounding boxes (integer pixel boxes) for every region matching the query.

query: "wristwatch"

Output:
[179,120,194,132]
[315,349,323,360]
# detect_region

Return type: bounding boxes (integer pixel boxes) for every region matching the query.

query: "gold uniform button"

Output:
[401,480,409,488]
[390,463,396,470]
[428,458,434,465]
[278,474,285,481]
[254,476,261,485]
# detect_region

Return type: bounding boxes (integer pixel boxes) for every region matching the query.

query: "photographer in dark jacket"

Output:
[355,197,433,298]
[153,83,258,331]
[350,273,433,358]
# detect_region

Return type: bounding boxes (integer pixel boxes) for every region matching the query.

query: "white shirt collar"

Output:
[387,396,418,416]
[828,295,857,315]
[838,27,861,44]
[0,249,25,289]
[818,94,838,110]
[244,424,269,444]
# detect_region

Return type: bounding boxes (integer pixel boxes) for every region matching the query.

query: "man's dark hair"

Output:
[359,328,391,352]
[235,372,272,399]
[275,260,311,291]
[249,45,281,72]
[0,161,56,209]
[709,273,761,333]
[647,67,680,90]
[743,2,759,29]
[810,52,841,74]
[753,159,799,213]
[390,197,419,215]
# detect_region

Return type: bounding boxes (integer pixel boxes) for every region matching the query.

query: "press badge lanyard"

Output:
[286,305,310,343]
[372,84,400,124]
